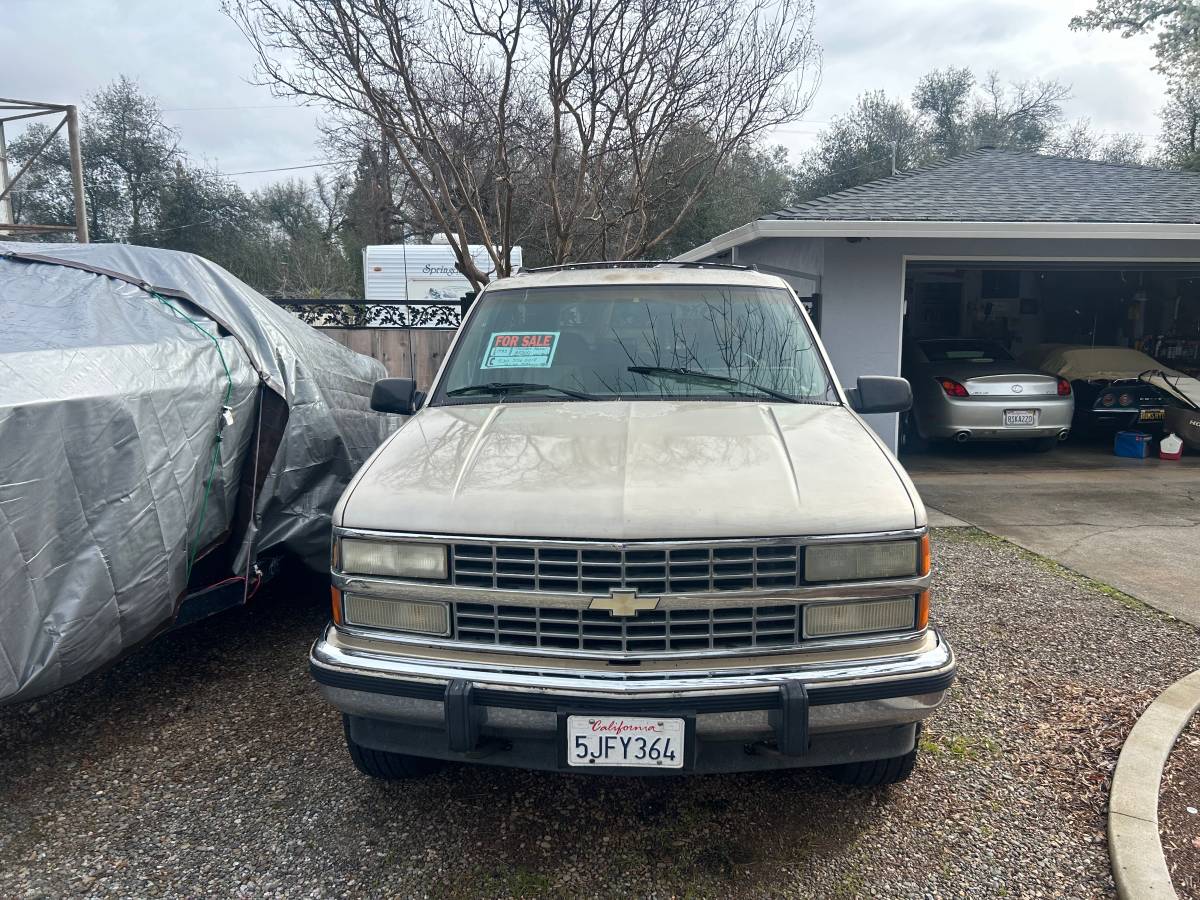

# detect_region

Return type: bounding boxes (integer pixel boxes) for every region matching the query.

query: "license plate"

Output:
[1139,408,1165,422]
[565,715,685,768]
[1004,409,1037,427]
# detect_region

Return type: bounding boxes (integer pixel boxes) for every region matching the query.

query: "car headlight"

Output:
[804,597,917,638]
[339,538,448,580]
[804,538,925,582]
[341,594,450,635]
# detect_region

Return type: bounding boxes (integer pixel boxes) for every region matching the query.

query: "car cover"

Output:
[0,242,393,704]
[1027,344,1181,382]
[1143,371,1200,412]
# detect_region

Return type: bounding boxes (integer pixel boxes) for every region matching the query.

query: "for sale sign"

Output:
[481,332,560,369]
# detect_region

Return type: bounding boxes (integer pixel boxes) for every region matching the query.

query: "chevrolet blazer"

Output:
[310,262,956,784]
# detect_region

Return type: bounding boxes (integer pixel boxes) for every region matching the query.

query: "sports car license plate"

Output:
[1139,408,1165,422]
[565,715,685,768]
[1004,409,1037,427]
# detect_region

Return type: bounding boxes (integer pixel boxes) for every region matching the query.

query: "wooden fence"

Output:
[321,327,457,389]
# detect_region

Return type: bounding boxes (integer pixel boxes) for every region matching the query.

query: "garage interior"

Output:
[904,261,1200,376]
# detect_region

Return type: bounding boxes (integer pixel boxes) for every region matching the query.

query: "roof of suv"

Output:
[488,264,788,292]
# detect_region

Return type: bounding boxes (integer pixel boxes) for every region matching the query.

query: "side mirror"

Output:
[370,377,420,415]
[847,375,912,415]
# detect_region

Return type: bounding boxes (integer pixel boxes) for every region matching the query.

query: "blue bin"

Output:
[1114,430,1152,458]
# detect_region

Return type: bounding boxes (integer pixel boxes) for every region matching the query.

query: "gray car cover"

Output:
[0,242,393,704]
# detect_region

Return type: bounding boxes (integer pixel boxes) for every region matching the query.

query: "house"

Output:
[676,149,1200,448]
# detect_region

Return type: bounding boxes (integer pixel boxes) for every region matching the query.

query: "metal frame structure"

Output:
[0,97,88,242]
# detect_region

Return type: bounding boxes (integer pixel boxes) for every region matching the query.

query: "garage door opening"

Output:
[905,261,1200,365]
[899,260,1200,463]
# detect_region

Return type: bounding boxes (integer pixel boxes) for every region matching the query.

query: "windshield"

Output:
[432,283,838,405]
[919,340,1013,363]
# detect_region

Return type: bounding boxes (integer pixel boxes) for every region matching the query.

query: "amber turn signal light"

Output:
[917,590,930,630]
[331,586,343,625]
[918,534,931,577]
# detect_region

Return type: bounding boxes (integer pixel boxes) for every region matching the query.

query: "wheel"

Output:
[1027,436,1058,453]
[343,715,442,779]
[900,414,929,453]
[826,726,921,786]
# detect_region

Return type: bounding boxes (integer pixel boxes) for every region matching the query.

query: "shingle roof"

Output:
[768,149,1200,224]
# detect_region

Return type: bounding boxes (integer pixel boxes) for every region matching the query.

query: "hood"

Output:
[336,401,920,540]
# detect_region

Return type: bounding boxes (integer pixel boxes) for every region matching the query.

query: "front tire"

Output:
[826,726,920,786]
[343,716,442,780]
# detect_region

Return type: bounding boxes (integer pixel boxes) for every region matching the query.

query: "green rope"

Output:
[150,290,234,582]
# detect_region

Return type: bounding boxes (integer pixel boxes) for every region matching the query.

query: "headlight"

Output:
[804,597,917,638]
[340,538,448,580]
[805,539,921,582]
[341,594,450,635]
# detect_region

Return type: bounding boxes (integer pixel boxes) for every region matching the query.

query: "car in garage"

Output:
[901,338,1074,452]
[310,262,956,786]
[1025,345,1181,437]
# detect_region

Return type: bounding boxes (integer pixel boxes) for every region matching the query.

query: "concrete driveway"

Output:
[903,441,1200,625]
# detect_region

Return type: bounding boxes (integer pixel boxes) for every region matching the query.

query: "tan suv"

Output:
[311,262,955,784]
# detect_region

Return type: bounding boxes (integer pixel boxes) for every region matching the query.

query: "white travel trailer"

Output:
[363,243,524,307]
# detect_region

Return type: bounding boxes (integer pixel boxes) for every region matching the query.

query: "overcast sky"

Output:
[1,0,1167,191]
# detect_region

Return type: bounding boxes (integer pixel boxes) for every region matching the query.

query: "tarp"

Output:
[1027,344,1183,382]
[1144,372,1200,412]
[0,242,393,704]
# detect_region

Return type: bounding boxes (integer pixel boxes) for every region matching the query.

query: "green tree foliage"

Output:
[6,123,75,227]
[7,77,360,297]
[152,162,259,270]
[1071,2,1200,169]
[1159,78,1200,168]
[1070,1,1200,77]
[794,67,1146,202]
[647,144,797,259]
[84,76,181,241]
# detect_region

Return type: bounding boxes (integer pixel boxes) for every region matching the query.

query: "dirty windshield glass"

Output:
[433,284,837,404]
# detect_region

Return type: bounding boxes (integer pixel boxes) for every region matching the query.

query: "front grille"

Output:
[450,542,801,594]
[453,602,803,653]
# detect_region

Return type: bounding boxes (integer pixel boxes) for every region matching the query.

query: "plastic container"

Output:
[1114,430,1152,459]
[1159,433,1184,460]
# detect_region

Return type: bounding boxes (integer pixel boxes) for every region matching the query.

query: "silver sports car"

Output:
[902,339,1075,451]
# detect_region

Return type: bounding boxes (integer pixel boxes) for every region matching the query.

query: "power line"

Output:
[129,214,225,236]
[220,160,352,176]
[162,105,309,112]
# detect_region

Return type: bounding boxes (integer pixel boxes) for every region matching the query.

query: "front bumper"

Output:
[311,624,957,774]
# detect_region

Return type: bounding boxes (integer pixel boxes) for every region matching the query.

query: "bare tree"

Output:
[225,0,819,289]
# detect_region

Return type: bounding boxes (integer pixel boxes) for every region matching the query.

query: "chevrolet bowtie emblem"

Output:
[588,588,660,617]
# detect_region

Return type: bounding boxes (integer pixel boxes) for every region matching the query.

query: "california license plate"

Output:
[1139,408,1165,422]
[565,715,685,768]
[1004,409,1037,427]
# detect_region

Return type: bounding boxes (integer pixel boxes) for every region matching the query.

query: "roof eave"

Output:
[673,220,1200,262]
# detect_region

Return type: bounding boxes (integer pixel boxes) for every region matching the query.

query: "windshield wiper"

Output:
[628,366,800,403]
[445,381,596,401]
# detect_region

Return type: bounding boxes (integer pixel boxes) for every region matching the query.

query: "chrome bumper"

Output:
[311,624,956,772]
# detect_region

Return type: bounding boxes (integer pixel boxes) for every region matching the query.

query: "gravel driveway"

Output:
[2,529,1198,899]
